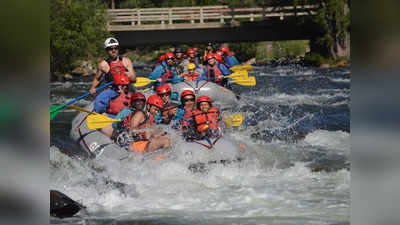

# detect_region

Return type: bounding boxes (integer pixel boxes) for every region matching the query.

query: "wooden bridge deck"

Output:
[107,5,318,32]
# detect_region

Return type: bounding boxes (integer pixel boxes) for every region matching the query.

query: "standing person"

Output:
[174,47,186,74]
[219,46,240,68]
[127,95,172,153]
[198,53,231,86]
[93,74,132,137]
[156,84,179,125]
[90,37,136,94]
[149,52,181,90]
[192,96,221,139]
[203,42,214,64]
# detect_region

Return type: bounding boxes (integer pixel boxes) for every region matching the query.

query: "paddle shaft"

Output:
[65,81,113,106]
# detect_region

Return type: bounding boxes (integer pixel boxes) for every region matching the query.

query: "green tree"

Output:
[50,0,110,74]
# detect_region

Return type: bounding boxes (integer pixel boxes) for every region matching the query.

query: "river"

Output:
[50,64,350,225]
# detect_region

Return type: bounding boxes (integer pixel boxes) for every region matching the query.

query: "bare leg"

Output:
[145,136,172,153]
[100,124,113,138]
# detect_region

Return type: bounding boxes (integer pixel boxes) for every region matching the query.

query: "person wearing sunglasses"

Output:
[174,90,198,140]
[156,84,180,125]
[149,52,182,90]
[192,95,222,139]
[89,37,136,94]
[125,95,172,153]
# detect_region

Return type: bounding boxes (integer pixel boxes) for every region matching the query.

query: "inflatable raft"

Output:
[70,102,244,164]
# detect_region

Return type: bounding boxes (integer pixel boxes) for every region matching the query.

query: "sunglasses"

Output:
[106,46,119,51]
[183,98,195,102]
[159,93,170,97]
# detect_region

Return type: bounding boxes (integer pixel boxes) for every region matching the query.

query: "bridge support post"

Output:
[200,8,204,23]
[250,13,254,22]
[168,8,172,24]
[137,9,141,26]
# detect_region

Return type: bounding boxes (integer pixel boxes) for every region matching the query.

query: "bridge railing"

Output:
[107,5,318,31]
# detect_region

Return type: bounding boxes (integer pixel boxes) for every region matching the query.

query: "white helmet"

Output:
[104,37,119,49]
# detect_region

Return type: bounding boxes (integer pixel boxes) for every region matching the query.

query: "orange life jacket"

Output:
[192,107,219,132]
[107,92,131,115]
[206,64,223,84]
[182,72,200,80]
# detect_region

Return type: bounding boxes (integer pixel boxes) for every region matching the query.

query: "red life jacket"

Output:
[107,92,131,115]
[192,107,219,132]
[181,106,195,129]
[160,66,174,81]
[206,64,223,84]
[106,57,129,81]
[161,103,179,123]
[182,72,200,81]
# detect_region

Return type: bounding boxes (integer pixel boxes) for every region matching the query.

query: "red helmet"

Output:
[131,92,146,102]
[165,52,175,59]
[186,49,195,55]
[197,95,212,105]
[193,47,198,51]
[156,84,171,95]
[206,53,215,61]
[114,74,130,85]
[147,95,164,108]
[214,53,223,62]
[216,50,223,55]
[219,46,230,54]
[181,90,195,99]
[158,54,166,62]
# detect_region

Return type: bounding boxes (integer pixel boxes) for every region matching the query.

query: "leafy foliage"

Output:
[50,0,110,74]
[228,42,258,62]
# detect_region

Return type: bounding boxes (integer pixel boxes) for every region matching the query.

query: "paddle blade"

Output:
[226,70,248,80]
[224,113,244,128]
[87,114,121,130]
[134,77,157,87]
[230,64,253,72]
[50,104,67,120]
[230,76,256,86]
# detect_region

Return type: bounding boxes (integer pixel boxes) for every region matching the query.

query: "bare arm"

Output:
[129,111,145,133]
[123,57,136,83]
[90,61,107,94]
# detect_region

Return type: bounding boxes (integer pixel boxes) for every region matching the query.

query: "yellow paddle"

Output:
[224,113,244,128]
[87,114,121,130]
[230,64,253,72]
[133,77,157,87]
[230,76,256,86]
[224,70,248,80]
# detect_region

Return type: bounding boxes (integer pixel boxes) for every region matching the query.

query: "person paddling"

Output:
[149,52,181,90]
[93,74,132,137]
[218,46,240,68]
[90,37,136,94]
[126,95,172,153]
[198,53,231,86]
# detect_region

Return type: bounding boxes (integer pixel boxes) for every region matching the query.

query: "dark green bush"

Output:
[50,0,110,74]
[228,42,257,62]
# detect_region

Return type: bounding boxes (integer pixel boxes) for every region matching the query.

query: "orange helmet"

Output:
[219,46,230,54]
[186,49,195,55]
[113,74,130,85]
[197,95,212,108]
[165,52,175,59]
[147,95,164,108]
[206,53,215,61]
[156,84,171,95]
[158,54,166,62]
[181,90,195,99]
[131,92,146,102]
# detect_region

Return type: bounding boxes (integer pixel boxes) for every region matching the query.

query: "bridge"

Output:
[107,4,320,47]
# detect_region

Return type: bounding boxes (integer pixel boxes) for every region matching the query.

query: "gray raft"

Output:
[70,102,244,163]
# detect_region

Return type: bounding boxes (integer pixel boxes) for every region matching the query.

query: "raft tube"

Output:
[70,102,244,163]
